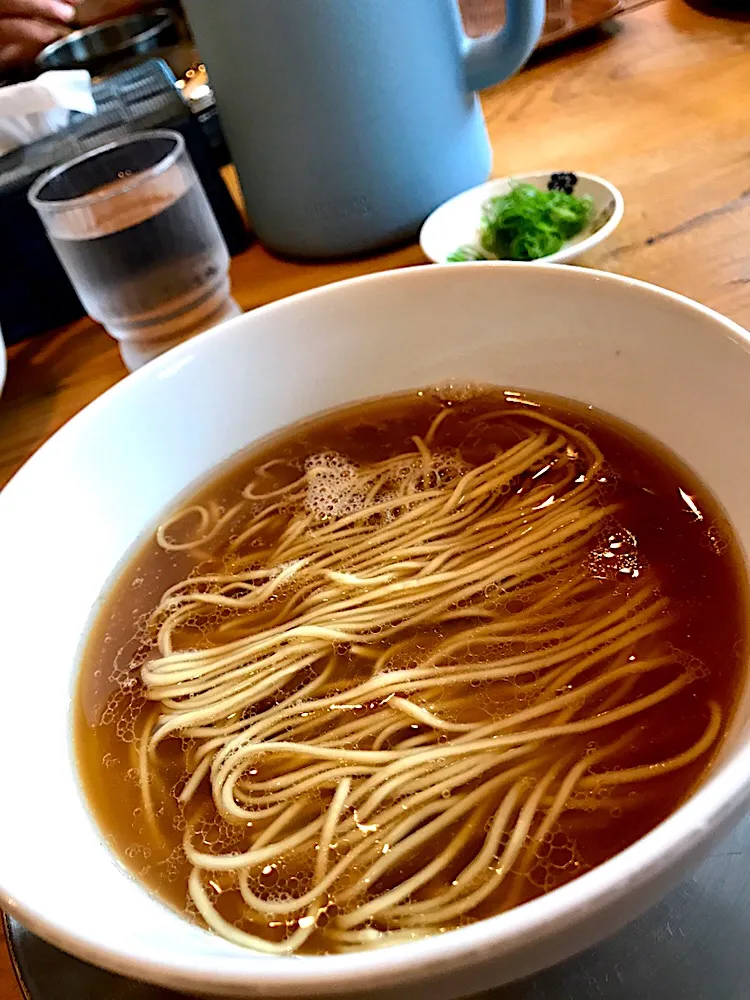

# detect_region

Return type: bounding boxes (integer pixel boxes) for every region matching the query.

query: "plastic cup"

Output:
[29,129,240,370]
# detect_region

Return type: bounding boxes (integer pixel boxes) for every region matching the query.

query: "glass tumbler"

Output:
[29,129,240,370]
[460,0,572,38]
[545,0,572,34]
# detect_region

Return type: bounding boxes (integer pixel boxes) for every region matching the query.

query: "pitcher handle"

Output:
[462,0,546,92]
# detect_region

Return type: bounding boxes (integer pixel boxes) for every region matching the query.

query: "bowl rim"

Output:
[0,326,6,398]
[419,170,625,265]
[34,7,176,67]
[3,262,750,995]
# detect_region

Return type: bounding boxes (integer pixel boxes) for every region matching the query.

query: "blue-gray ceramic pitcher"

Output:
[181,0,546,258]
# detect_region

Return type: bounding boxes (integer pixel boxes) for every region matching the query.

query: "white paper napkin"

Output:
[0,70,95,157]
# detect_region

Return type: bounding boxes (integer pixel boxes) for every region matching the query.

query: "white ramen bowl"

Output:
[1,263,750,999]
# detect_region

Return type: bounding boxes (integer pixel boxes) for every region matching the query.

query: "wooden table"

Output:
[2,0,750,994]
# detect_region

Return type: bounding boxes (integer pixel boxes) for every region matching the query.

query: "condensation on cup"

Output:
[29,130,240,371]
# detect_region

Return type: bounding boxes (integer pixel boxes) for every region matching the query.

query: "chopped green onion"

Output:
[446,245,487,262]
[448,181,593,264]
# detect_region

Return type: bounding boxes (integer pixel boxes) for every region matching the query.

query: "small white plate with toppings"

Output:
[420,170,624,266]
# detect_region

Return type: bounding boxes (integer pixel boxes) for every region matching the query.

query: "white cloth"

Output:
[0,70,95,157]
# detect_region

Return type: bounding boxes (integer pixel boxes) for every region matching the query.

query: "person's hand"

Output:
[0,0,80,70]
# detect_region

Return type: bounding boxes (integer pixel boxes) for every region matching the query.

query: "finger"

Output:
[0,41,28,66]
[0,15,68,48]
[0,0,77,24]
[0,38,47,67]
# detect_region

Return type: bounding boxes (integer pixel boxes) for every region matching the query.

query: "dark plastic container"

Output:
[684,0,750,16]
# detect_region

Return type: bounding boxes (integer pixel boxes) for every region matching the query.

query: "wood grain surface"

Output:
[2,0,750,994]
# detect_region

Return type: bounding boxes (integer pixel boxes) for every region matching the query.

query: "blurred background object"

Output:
[0,0,188,76]
[459,0,623,46]
[0,58,247,346]
[35,7,181,74]
[35,1,198,78]
[74,0,179,27]
[682,0,750,17]
[0,0,79,73]
[33,1,220,155]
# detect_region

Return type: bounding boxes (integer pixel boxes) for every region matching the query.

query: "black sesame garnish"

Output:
[548,172,578,195]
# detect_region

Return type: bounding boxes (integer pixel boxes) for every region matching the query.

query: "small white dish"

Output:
[419,170,624,265]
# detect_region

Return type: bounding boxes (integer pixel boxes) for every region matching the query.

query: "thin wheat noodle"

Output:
[130,404,722,953]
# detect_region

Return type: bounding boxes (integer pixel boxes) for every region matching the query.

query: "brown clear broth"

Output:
[76,387,748,951]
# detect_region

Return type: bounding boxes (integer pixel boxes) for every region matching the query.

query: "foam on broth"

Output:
[75,387,748,953]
